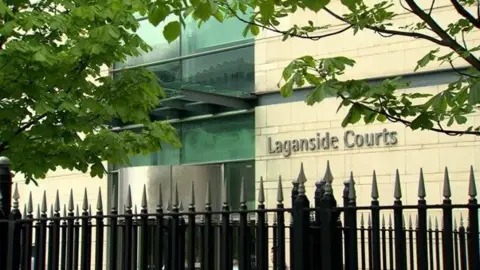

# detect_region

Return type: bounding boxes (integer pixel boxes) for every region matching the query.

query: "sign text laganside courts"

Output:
[268,129,398,157]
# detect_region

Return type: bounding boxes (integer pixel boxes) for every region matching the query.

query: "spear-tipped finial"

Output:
[63,205,66,217]
[27,192,33,215]
[394,169,402,200]
[68,189,74,212]
[97,188,103,211]
[41,191,47,213]
[348,172,356,201]
[277,176,284,203]
[460,213,464,227]
[173,183,179,208]
[50,205,54,218]
[240,177,246,205]
[454,217,458,230]
[409,215,412,228]
[360,213,364,226]
[158,183,163,209]
[54,190,60,213]
[126,186,132,210]
[190,181,195,207]
[469,166,477,200]
[418,168,426,199]
[82,188,88,211]
[297,163,307,195]
[368,214,372,227]
[141,185,148,209]
[12,183,19,210]
[166,200,172,212]
[179,200,184,212]
[371,170,379,200]
[258,177,265,205]
[429,217,432,228]
[36,205,40,219]
[323,161,334,195]
[382,215,385,227]
[75,205,79,217]
[402,214,406,227]
[205,180,211,206]
[23,204,26,218]
[111,185,117,211]
[435,217,439,229]
[443,167,452,199]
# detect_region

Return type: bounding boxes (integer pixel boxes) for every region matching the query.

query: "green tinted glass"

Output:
[180,114,254,164]
[181,14,253,55]
[224,161,255,210]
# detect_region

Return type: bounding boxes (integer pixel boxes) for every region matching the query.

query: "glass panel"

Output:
[225,161,255,210]
[180,114,254,164]
[181,45,254,96]
[147,61,182,97]
[119,16,180,68]
[181,13,253,55]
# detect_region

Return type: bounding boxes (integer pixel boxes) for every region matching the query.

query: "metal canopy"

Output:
[148,80,257,121]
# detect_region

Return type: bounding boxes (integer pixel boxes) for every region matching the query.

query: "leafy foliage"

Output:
[206,0,480,136]
[0,0,183,183]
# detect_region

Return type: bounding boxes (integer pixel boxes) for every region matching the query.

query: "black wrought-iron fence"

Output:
[0,161,479,270]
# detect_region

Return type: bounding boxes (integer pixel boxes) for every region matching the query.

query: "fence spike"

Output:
[418,168,426,199]
[443,167,452,199]
[297,162,307,195]
[382,214,385,227]
[348,172,356,201]
[460,213,464,227]
[435,217,439,229]
[141,184,148,209]
[12,183,19,210]
[416,215,419,228]
[97,187,103,211]
[54,190,60,213]
[41,190,47,213]
[174,182,179,208]
[68,189,74,212]
[50,205,54,218]
[469,165,477,199]
[158,183,163,209]
[134,205,138,215]
[222,178,228,205]
[402,214,406,227]
[389,214,392,228]
[368,214,372,227]
[36,205,40,219]
[371,170,379,200]
[360,213,364,226]
[111,185,117,211]
[63,205,66,217]
[277,175,284,203]
[27,192,33,214]
[190,181,195,207]
[166,200,172,212]
[76,205,79,216]
[82,188,88,211]
[394,169,402,200]
[429,217,432,229]
[205,179,211,206]
[89,205,92,216]
[126,185,132,210]
[323,161,334,195]
[239,177,246,204]
[258,177,265,205]
[409,215,412,228]
[274,212,278,224]
[179,200,184,212]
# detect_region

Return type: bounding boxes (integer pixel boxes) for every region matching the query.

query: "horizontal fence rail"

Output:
[1,162,480,270]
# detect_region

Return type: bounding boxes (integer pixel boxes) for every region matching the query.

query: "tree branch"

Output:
[338,94,480,135]
[404,0,480,70]
[450,0,480,28]
[322,7,447,46]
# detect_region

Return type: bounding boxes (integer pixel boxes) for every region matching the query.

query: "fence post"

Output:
[416,169,428,270]
[0,155,11,270]
[346,174,358,270]
[342,178,350,270]
[467,167,480,270]
[6,184,21,270]
[319,161,340,270]
[393,170,407,270]
[292,163,310,270]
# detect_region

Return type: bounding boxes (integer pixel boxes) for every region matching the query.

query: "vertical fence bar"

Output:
[428,218,434,270]
[95,189,104,270]
[454,219,460,270]
[220,180,232,270]
[203,181,214,270]
[108,187,118,270]
[320,162,338,270]
[49,193,61,270]
[0,158,11,270]
[388,216,394,270]
[290,177,298,270]
[155,184,164,270]
[434,218,440,270]
[343,178,351,270]
[360,214,366,270]
[48,207,54,270]
[73,206,80,270]
[347,174,358,270]
[371,171,381,270]
[139,186,149,270]
[367,215,373,270]
[459,216,467,270]
[291,165,311,270]
[442,167,454,270]
[238,179,249,270]
[417,170,428,270]
[467,167,480,270]
[276,177,286,270]
[123,188,133,270]
[37,193,48,270]
[256,177,268,270]
[80,190,91,270]
[313,177,324,270]
[393,171,406,270]
[132,208,138,270]
[188,182,196,270]
[22,194,34,270]
[66,192,75,270]
[6,184,21,270]
[170,184,181,270]
[178,204,186,270]
[381,216,387,270]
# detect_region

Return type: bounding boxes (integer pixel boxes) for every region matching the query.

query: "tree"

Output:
[0,0,182,183]
[150,0,480,136]
[216,0,480,136]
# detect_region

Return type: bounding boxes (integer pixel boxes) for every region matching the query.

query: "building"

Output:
[13,0,479,234]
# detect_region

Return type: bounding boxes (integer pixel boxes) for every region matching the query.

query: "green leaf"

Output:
[193,1,212,21]
[341,0,357,10]
[376,114,387,122]
[304,0,330,12]
[280,79,294,97]
[148,5,170,26]
[0,1,13,17]
[259,0,275,20]
[250,24,260,36]
[163,21,182,43]
[414,49,439,71]
[469,80,480,104]
[454,115,468,124]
